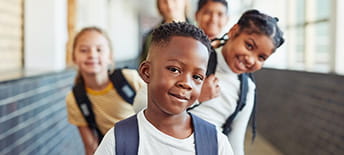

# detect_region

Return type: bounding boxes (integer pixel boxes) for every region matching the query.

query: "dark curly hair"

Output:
[197,0,228,13]
[150,22,211,53]
[235,9,285,50]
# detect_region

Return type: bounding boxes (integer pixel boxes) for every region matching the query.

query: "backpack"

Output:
[72,69,136,143]
[114,113,218,155]
[190,40,258,140]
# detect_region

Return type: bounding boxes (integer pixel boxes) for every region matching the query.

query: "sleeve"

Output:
[65,91,88,126]
[217,132,234,155]
[95,127,115,155]
[227,81,256,155]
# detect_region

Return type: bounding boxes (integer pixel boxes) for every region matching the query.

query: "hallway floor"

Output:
[244,128,284,155]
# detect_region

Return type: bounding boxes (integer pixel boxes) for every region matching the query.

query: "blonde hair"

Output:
[72,27,113,85]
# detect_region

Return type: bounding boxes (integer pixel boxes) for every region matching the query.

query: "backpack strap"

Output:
[109,69,136,104]
[222,73,249,135]
[206,47,218,77]
[114,114,218,155]
[248,73,257,142]
[115,115,139,155]
[191,113,218,155]
[72,83,103,143]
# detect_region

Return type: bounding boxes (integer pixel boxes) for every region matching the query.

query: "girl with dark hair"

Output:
[189,9,285,155]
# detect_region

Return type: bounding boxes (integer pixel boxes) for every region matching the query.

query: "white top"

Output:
[189,48,256,155]
[95,110,234,155]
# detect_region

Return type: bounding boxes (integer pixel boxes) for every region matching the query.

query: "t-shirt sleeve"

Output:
[65,91,87,126]
[217,132,234,155]
[95,127,115,155]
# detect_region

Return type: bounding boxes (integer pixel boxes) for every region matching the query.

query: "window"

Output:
[287,0,332,72]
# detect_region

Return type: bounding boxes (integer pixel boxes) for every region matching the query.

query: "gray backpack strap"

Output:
[191,113,218,155]
[114,115,139,155]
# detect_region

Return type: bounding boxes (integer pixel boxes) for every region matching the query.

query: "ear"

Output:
[228,24,239,38]
[138,61,151,84]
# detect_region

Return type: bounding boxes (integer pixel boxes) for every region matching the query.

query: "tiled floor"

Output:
[244,128,284,155]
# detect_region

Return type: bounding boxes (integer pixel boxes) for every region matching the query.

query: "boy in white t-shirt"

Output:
[95,22,233,155]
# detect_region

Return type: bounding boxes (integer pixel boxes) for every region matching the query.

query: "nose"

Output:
[88,48,98,58]
[176,76,192,90]
[244,55,255,68]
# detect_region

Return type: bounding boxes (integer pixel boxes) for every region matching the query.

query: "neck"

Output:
[82,71,110,91]
[144,107,192,139]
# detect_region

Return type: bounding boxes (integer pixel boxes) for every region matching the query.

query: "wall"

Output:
[254,68,344,155]
[24,0,67,71]
[0,70,84,155]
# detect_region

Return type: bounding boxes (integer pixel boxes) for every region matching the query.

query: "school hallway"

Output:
[245,128,283,155]
[1,0,344,154]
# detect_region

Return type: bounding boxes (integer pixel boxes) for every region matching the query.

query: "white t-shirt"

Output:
[95,110,233,155]
[189,48,256,155]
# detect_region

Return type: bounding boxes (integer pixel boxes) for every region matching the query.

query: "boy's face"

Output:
[222,25,274,74]
[196,1,229,39]
[73,31,112,75]
[140,36,209,115]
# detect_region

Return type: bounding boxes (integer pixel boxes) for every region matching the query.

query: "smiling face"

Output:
[139,36,209,116]
[73,30,112,76]
[222,25,275,74]
[195,1,228,39]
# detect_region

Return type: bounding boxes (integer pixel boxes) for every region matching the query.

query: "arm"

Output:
[227,83,256,155]
[78,126,99,155]
[198,74,220,102]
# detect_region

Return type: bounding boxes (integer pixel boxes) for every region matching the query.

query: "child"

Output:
[95,22,233,155]
[139,0,190,62]
[189,9,285,155]
[65,27,144,155]
[195,0,229,41]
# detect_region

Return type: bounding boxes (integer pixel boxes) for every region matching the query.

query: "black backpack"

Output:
[72,69,136,143]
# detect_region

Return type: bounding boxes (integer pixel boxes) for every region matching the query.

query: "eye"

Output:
[258,55,267,61]
[245,42,254,50]
[80,48,88,53]
[167,66,181,74]
[97,48,102,52]
[193,74,204,82]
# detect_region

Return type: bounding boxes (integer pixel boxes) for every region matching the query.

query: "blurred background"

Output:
[0,0,343,154]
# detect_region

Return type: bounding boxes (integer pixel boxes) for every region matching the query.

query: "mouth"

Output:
[168,92,190,102]
[235,57,247,72]
[85,61,99,66]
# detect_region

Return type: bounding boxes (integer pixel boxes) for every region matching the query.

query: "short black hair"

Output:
[197,0,228,12]
[151,21,211,53]
[236,9,285,50]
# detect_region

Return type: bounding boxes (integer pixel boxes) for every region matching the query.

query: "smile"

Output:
[168,92,189,101]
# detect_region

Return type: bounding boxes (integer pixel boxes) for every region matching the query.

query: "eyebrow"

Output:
[166,59,206,72]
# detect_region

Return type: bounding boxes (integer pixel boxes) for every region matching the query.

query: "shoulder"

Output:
[65,91,76,106]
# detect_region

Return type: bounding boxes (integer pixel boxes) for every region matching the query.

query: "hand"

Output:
[198,74,220,102]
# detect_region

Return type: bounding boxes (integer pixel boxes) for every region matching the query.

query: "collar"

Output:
[216,47,237,75]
